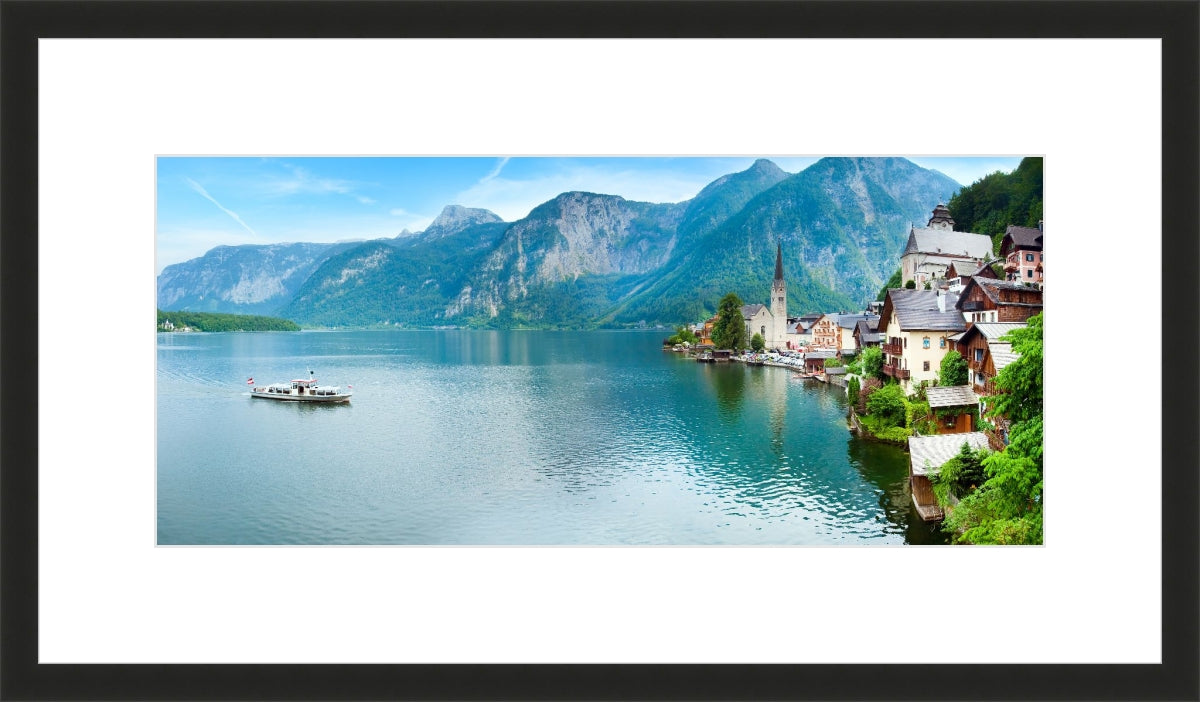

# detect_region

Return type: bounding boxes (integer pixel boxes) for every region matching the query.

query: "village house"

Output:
[803,349,836,374]
[853,318,884,350]
[925,385,981,434]
[907,432,990,522]
[836,313,879,355]
[951,322,1024,396]
[899,205,995,289]
[999,222,1044,286]
[786,316,816,349]
[810,313,841,350]
[879,288,967,395]
[944,258,1000,292]
[955,276,1044,325]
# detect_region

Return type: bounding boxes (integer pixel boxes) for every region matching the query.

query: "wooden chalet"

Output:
[907,432,990,522]
[803,349,836,374]
[952,322,1024,395]
[999,223,1044,285]
[853,318,884,350]
[956,276,1043,325]
[925,385,980,434]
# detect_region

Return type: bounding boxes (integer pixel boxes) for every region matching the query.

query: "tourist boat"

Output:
[249,371,352,403]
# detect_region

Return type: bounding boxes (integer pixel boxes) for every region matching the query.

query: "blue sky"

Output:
[156,156,1025,273]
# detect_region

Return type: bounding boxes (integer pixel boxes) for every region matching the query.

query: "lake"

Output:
[156,329,948,545]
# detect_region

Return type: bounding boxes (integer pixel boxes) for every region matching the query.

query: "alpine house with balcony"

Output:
[878,288,968,395]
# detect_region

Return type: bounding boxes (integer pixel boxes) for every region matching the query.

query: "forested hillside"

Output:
[948,157,1043,250]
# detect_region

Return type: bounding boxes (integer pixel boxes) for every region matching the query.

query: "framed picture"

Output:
[3,1,1196,699]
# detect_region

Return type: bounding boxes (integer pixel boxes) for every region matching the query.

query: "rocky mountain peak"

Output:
[422,205,504,239]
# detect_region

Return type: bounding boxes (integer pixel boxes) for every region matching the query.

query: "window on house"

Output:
[922,337,930,349]
[939,337,946,349]
[923,361,930,371]
[1026,269,1033,278]
[1025,253,1034,262]
[974,349,984,362]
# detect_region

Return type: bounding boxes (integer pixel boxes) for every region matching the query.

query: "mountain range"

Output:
[156,157,962,328]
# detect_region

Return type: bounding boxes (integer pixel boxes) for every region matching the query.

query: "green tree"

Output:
[859,345,885,381]
[948,157,1043,251]
[876,268,902,302]
[939,350,968,386]
[847,376,861,408]
[905,280,916,289]
[942,312,1043,544]
[865,382,907,427]
[931,442,990,506]
[710,292,746,351]
[750,333,765,352]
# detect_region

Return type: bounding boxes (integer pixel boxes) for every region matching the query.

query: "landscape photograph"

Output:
[156,155,1045,546]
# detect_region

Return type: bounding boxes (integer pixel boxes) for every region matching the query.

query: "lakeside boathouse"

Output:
[908,432,990,522]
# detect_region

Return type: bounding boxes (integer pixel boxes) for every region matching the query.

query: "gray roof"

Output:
[804,350,836,360]
[947,331,966,343]
[908,432,990,476]
[741,304,767,319]
[903,228,994,259]
[927,385,979,408]
[990,344,1020,371]
[838,313,879,330]
[887,289,968,332]
[1003,225,1043,252]
[971,322,1026,340]
[825,366,847,375]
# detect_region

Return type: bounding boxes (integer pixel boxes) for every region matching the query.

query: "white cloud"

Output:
[479,157,510,184]
[256,163,374,202]
[184,178,257,237]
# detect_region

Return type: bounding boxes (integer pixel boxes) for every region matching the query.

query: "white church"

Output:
[740,243,790,350]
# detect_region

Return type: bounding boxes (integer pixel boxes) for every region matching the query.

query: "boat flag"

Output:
[247,377,254,385]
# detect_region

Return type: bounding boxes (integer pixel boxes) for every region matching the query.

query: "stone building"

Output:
[900,205,994,289]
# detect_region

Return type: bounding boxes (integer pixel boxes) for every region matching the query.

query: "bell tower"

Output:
[770,242,788,348]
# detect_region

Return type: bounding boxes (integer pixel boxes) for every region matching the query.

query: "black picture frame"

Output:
[2,1,1197,699]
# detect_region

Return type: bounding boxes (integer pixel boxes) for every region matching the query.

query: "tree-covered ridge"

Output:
[948,157,1043,250]
[156,310,299,332]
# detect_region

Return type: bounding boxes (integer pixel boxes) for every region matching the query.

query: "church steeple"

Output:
[770,241,787,350]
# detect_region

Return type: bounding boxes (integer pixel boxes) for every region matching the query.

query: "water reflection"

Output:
[706,363,746,420]
[846,436,949,545]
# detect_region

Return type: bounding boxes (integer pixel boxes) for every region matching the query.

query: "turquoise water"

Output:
[156,330,947,545]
